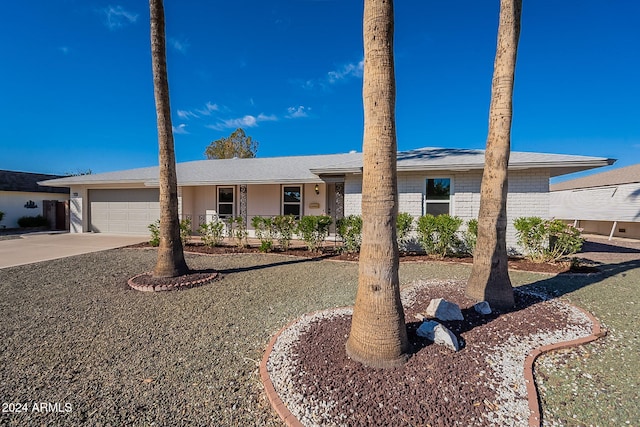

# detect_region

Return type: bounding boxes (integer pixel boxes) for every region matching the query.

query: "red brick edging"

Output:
[261,303,606,427]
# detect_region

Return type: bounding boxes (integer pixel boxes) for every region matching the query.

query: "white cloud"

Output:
[169,37,189,54]
[207,113,277,131]
[327,60,364,83]
[177,110,199,120]
[286,106,310,118]
[177,102,219,120]
[102,5,138,30]
[172,124,189,135]
[196,102,219,116]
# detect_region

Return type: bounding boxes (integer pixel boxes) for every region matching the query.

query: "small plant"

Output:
[416,214,463,258]
[198,219,225,247]
[148,218,192,247]
[228,216,248,248]
[514,217,584,262]
[273,214,297,251]
[17,215,49,228]
[252,216,276,252]
[297,215,332,252]
[396,212,414,252]
[462,218,478,255]
[337,215,362,253]
[0,211,5,223]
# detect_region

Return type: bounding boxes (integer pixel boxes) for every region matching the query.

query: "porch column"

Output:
[609,221,617,241]
[240,184,248,224]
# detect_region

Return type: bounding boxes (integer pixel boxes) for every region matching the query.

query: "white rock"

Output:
[416,320,461,351]
[425,298,464,321]
[474,301,492,315]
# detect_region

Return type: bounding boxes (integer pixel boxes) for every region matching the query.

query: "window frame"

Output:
[217,186,235,219]
[423,177,453,216]
[282,185,302,219]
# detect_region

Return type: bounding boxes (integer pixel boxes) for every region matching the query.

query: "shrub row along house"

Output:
[40,147,613,249]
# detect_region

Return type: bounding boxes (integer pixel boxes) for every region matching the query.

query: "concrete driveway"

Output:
[0,232,147,268]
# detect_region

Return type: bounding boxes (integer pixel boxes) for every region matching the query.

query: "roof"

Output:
[0,170,69,194]
[39,147,614,188]
[550,163,640,191]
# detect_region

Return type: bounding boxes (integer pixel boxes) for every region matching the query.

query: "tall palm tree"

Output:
[346,0,409,368]
[150,0,189,278]
[466,0,522,309]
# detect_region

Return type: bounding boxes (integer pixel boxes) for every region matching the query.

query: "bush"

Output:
[228,216,248,248]
[148,218,192,247]
[251,216,276,252]
[337,215,362,253]
[462,218,478,255]
[297,215,332,252]
[514,217,583,262]
[416,214,463,258]
[198,219,225,247]
[17,215,49,228]
[396,212,414,252]
[0,211,5,223]
[273,215,297,251]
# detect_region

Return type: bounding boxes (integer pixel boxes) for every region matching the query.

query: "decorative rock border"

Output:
[128,271,218,292]
[260,297,606,427]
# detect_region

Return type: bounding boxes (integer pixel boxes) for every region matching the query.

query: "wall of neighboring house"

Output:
[550,182,640,239]
[0,191,68,229]
[344,169,550,249]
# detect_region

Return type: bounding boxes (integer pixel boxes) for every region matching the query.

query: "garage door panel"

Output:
[90,189,160,234]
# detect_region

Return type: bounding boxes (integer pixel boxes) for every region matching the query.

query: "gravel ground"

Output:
[1,244,637,426]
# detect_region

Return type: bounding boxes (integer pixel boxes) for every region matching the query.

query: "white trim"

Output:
[423,176,454,216]
[282,185,303,218]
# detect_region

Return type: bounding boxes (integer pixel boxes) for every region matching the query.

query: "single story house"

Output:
[0,170,70,230]
[550,163,640,240]
[40,147,613,248]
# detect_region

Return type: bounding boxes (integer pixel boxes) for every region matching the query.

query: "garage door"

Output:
[89,189,160,234]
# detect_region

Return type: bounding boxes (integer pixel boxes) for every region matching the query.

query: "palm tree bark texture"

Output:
[466,0,522,309]
[346,0,410,369]
[149,0,189,278]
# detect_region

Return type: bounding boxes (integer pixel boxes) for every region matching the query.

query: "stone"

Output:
[416,320,460,352]
[425,298,464,321]
[474,301,492,315]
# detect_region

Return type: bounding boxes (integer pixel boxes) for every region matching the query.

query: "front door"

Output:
[326,182,344,236]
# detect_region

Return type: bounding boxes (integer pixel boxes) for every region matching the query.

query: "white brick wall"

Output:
[343,169,551,250]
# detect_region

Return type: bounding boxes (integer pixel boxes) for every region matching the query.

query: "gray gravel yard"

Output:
[1,245,638,426]
[0,249,474,426]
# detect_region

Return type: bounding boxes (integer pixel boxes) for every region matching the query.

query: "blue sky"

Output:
[1,1,639,182]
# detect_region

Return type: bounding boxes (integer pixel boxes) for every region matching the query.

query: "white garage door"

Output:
[90,189,160,234]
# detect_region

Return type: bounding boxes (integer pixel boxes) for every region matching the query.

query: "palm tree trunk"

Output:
[346,0,409,369]
[150,0,189,278]
[466,0,522,309]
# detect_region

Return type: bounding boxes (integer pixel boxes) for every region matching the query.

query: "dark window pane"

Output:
[283,186,301,203]
[218,204,233,216]
[426,203,450,216]
[427,179,450,200]
[219,188,234,203]
[283,204,300,216]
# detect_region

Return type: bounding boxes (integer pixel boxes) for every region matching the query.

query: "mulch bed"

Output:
[128,241,600,275]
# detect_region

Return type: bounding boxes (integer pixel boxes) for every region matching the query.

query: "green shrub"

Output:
[251,216,276,252]
[462,218,478,255]
[396,212,414,252]
[228,216,248,248]
[297,215,332,252]
[198,219,225,247]
[273,215,297,251]
[0,211,5,222]
[416,214,463,258]
[514,217,583,262]
[148,218,192,247]
[17,215,49,228]
[337,215,362,253]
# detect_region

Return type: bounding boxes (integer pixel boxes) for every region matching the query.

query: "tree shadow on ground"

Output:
[215,254,330,275]
[581,240,640,254]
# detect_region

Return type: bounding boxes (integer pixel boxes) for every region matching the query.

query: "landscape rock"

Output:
[425,298,464,321]
[474,301,492,315]
[416,320,461,351]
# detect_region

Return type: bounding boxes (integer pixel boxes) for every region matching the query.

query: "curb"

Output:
[261,301,606,427]
[524,305,606,427]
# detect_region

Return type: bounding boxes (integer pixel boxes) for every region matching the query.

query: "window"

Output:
[283,186,302,218]
[217,187,234,218]
[425,178,451,216]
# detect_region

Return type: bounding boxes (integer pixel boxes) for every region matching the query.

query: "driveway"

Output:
[0,232,147,268]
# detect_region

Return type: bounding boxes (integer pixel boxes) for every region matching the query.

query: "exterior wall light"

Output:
[315,184,320,195]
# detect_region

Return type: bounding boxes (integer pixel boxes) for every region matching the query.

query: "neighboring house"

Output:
[0,170,70,230]
[40,147,612,248]
[550,163,640,240]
